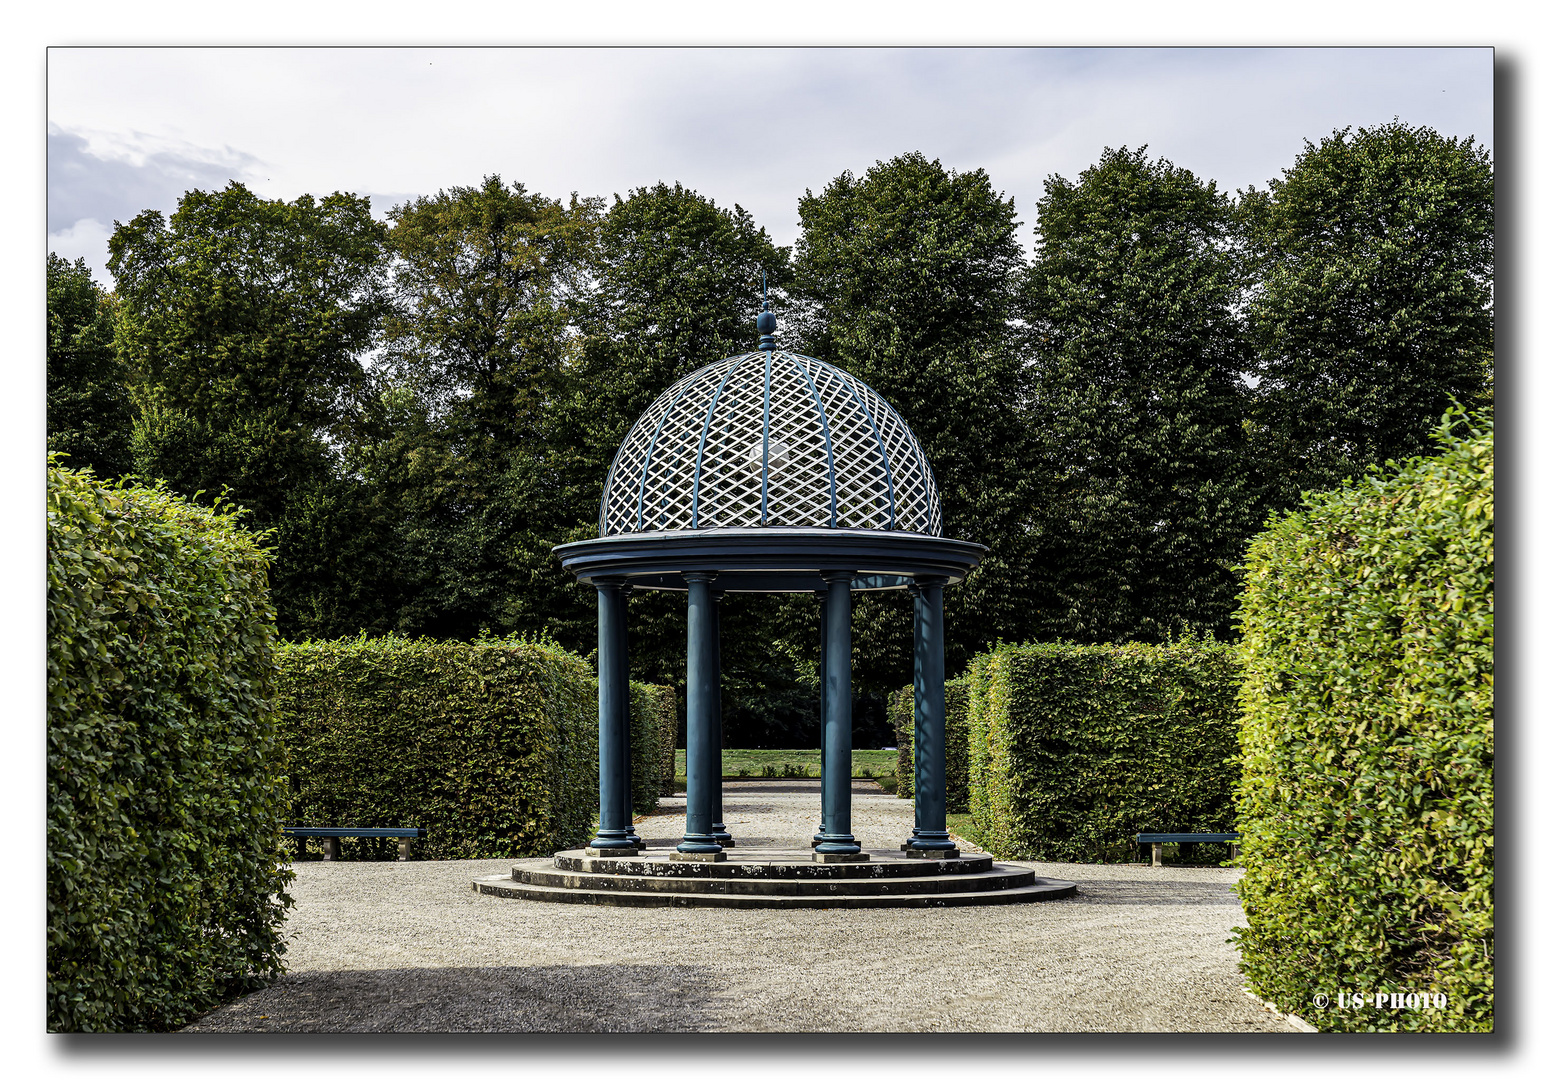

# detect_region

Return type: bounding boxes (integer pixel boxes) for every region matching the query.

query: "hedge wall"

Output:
[276,635,603,859]
[47,462,291,1032]
[888,679,970,810]
[630,680,677,811]
[1233,411,1493,1033]
[966,638,1241,863]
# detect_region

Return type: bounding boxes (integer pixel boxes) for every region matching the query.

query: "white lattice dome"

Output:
[600,350,942,537]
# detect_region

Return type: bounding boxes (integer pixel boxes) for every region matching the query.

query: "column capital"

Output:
[819,570,857,585]
[908,574,947,592]
[681,570,719,585]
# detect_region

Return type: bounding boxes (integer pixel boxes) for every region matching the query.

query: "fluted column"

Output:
[589,578,635,853]
[909,575,956,856]
[676,571,724,859]
[815,571,863,859]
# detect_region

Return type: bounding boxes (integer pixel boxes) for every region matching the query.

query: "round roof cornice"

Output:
[553,527,986,594]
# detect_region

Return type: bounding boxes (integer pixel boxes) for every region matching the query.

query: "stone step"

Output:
[472,871,1078,909]
[513,864,1037,897]
[551,848,995,879]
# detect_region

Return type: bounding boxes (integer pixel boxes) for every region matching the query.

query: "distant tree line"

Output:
[47,121,1493,747]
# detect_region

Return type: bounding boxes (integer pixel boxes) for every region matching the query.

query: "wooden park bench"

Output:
[1135,832,1239,867]
[284,826,427,862]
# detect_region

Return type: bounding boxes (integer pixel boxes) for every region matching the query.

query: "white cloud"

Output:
[46,218,115,285]
[45,46,1494,280]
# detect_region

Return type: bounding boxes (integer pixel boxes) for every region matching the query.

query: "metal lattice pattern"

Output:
[600,351,942,536]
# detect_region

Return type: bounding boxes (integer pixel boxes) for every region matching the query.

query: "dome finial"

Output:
[756,268,777,352]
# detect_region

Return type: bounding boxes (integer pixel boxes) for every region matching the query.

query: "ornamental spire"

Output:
[756,268,777,352]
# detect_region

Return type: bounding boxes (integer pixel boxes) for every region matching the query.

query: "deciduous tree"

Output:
[1019,146,1258,642]
[47,254,133,479]
[795,152,1032,686]
[1240,121,1494,502]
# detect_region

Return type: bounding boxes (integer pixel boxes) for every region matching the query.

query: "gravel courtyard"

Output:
[182,780,1300,1033]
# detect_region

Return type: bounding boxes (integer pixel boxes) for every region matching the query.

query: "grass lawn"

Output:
[671,748,898,791]
[945,812,985,850]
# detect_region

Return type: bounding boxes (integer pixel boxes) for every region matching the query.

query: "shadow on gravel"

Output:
[180,964,727,1033]
[1070,879,1241,907]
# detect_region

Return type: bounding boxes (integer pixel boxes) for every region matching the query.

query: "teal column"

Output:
[620,583,643,850]
[909,575,955,853]
[815,571,861,855]
[710,588,734,847]
[678,572,723,855]
[813,589,829,847]
[590,578,634,851]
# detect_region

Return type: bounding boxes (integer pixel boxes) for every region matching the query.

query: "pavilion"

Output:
[554,296,986,863]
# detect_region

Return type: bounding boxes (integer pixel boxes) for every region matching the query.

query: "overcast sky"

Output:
[47,46,1493,285]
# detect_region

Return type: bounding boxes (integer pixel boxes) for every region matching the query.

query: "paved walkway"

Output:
[182,781,1300,1033]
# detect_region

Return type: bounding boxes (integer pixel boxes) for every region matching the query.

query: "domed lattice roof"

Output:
[600,350,942,537]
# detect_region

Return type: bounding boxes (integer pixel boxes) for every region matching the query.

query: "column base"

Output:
[906,847,960,859]
[711,825,735,847]
[588,833,637,851]
[812,851,869,863]
[814,837,862,857]
[625,828,646,850]
[586,846,640,858]
[908,830,956,853]
[671,850,728,862]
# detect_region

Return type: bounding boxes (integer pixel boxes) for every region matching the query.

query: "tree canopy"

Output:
[796,152,1034,686]
[1018,146,1258,642]
[58,123,1495,745]
[1240,121,1494,501]
[47,254,132,479]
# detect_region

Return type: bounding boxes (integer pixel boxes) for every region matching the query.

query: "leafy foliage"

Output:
[107,183,393,642]
[110,182,388,525]
[629,680,678,811]
[1241,121,1494,502]
[47,254,134,479]
[276,635,597,858]
[47,461,291,1032]
[1233,408,1493,1033]
[966,638,1241,863]
[887,679,970,810]
[275,634,676,856]
[795,152,1034,686]
[1019,146,1259,643]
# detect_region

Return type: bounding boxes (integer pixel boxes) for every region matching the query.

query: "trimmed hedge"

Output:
[275,636,674,856]
[1233,411,1493,1033]
[887,679,970,810]
[276,635,598,859]
[47,462,291,1032]
[967,638,1241,863]
[630,680,678,812]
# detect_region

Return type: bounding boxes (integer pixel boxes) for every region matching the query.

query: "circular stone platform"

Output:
[473,849,1077,909]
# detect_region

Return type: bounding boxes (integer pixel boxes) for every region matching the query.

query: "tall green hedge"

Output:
[967,638,1241,862]
[630,680,677,811]
[887,679,970,810]
[47,462,291,1032]
[1234,411,1493,1033]
[276,635,601,859]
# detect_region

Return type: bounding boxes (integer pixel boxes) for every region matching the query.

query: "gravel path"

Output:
[182,780,1299,1033]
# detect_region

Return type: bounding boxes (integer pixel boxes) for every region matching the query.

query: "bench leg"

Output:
[397,837,412,861]
[323,837,340,861]
[1151,842,1163,868]
[1230,842,1239,863]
